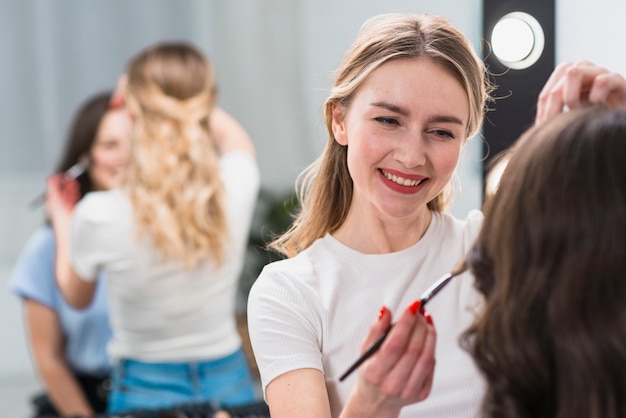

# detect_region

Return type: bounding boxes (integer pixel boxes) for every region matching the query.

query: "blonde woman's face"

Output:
[89,108,132,191]
[332,58,469,221]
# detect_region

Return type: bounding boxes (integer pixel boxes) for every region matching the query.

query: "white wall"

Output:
[556,0,626,75]
[1,0,625,386]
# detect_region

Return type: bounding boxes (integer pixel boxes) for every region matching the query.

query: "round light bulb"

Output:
[491,12,545,70]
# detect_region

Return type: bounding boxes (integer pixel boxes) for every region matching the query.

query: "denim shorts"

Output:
[107,348,258,414]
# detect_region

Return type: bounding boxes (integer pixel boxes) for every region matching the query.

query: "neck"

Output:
[332,206,433,254]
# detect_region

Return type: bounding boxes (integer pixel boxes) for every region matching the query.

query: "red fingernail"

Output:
[426,313,433,325]
[378,306,387,320]
[408,300,421,315]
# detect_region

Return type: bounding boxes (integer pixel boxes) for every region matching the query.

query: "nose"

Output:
[394,134,426,168]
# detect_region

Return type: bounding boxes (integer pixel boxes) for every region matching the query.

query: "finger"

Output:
[368,302,422,392]
[404,315,436,400]
[58,175,78,191]
[562,61,608,110]
[588,72,626,108]
[46,175,79,205]
[536,63,573,124]
[46,174,63,192]
[64,179,80,199]
[110,74,128,109]
[383,310,429,397]
[413,360,435,401]
[44,176,64,210]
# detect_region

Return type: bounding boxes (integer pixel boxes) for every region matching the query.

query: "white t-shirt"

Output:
[248,210,485,418]
[72,151,260,363]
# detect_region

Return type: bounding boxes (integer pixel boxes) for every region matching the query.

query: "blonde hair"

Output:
[271,13,494,258]
[124,42,227,268]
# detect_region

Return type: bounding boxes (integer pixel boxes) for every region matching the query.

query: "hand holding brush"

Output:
[29,156,88,208]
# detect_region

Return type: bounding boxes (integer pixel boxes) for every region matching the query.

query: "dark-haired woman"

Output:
[464,106,626,418]
[9,91,131,417]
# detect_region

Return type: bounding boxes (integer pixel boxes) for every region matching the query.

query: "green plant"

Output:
[237,187,299,306]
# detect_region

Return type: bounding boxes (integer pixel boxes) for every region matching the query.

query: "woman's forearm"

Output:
[39,361,94,417]
[26,299,95,416]
[340,389,403,418]
[46,175,97,309]
[51,214,95,309]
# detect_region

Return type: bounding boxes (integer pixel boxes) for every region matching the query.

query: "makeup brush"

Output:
[338,259,468,382]
[29,156,89,208]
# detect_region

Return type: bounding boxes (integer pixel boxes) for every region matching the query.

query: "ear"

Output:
[331,103,348,146]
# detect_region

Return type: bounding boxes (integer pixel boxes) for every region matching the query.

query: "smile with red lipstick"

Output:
[379,168,428,194]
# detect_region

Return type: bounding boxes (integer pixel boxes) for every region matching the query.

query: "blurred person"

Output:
[463,106,626,418]
[9,90,132,417]
[47,42,261,414]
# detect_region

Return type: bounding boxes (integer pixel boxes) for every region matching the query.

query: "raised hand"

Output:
[45,174,80,227]
[536,61,626,125]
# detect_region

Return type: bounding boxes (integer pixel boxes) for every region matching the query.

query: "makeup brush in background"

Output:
[29,156,89,208]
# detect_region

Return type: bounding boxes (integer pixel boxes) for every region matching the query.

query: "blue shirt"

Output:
[9,226,112,376]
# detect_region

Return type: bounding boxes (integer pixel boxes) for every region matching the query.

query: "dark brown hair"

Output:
[54,91,112,198]
[463,106,626,418]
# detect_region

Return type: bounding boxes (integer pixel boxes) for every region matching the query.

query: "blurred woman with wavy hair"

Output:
[48,42,260,414]
[462,106,626,418]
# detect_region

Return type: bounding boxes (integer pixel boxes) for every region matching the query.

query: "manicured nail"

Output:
[378,305,388,320]
[425,313,433,325]
[407,300,421,315]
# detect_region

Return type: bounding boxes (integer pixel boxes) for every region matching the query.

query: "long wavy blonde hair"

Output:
[124,42,227,268]
[270,13,494,258]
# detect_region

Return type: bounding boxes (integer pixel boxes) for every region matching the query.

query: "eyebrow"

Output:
[370,101,465,126]
[370,101,410,117]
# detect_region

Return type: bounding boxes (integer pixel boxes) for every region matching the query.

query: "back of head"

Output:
[128,42,215,101]
[124,42,226,269]
[271,12,493,257]
[464,106,626,418]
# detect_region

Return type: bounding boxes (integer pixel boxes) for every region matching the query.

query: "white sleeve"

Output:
[71,192,125,281]
[247,262,324,397]
[220,151,261,246]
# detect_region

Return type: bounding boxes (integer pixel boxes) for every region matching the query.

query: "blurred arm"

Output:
[210,107,256,157]
[25,299,94,417]
[46,175,97,309]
